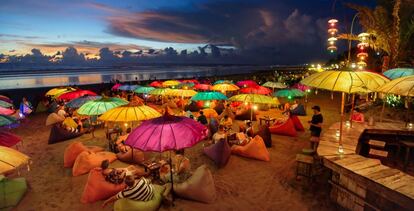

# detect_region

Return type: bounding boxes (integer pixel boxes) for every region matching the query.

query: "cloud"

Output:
[0,34,42,39]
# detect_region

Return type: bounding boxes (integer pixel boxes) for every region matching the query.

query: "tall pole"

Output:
[349,94,356,128]
[339,92,345,150]
[347,14,359,66]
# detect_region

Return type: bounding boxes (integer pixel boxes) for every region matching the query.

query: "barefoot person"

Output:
[308,105,323,151]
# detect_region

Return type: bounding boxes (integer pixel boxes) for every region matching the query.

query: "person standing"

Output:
[308,105,323,151]
[197,111,208,125]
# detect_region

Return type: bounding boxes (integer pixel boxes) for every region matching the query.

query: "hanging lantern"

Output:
[357,33,369,69]
[327,19,338,53]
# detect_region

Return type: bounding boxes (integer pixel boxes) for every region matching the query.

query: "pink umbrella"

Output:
[236,80,258,88]
[57,90,97,101]
[111,83,122,90]
[240,85,272,95]
[194,84,212,91]
[293,83,312,92]
[0,107,14,115]
[0,130,22,147]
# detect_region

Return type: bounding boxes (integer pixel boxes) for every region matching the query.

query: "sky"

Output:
[0,0,376,64]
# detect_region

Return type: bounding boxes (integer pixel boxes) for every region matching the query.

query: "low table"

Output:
[259,117,276,125]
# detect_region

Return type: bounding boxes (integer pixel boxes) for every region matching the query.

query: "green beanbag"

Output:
[0,176,27,211]
[114,184,165,211]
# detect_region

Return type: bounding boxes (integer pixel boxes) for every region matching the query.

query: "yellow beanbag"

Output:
[231,135,270,161]
[72,151,117,176]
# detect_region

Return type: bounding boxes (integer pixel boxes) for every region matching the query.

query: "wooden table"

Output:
[259,117,276,125]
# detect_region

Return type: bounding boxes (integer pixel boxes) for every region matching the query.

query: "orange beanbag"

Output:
[290,115,305,131]
[64,142,104,168]
[231,135,270,161]
[269,118,297,137]
[72,151,117,176]
[116,146,145,164]
[80,168,126,203]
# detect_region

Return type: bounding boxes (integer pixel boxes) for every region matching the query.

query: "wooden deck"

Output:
[318,122,414,210]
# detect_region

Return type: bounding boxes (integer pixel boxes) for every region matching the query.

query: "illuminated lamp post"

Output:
[356,33,370,70]
[327,19,338,53]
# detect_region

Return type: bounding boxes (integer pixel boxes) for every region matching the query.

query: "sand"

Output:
[9,91,343,211]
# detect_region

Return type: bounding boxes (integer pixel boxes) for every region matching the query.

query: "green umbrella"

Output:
[77,97,128,116]
[0,115,17,127]
[134,86,155,94]
[273,89,305,99]
[0,100,12,108]
[149,88,172,96]
[213,80,233,85]
[191,91,228,101]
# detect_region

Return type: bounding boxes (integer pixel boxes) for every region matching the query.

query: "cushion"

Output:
[64,141,104,168]
[48,124,83,144]
[203,140,231,167]
[174,165,216,203]
[81,168,126,204]
[269,118,297,137]
[0,177,27,210]
[255,125,272,148]
[116,147,145,164]
[231,135,270,161]
[73,151,117,176]
[114,185,165,211]
[290,104,306,116]
[235,109,257,121]
[290,115,305,131]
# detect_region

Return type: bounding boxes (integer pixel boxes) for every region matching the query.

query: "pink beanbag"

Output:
[269,118,297,137]
[81,168,126,203]
[231,135,270,161]
[64,141,104,168]
[72,151,117,176]
[203,140,231,167]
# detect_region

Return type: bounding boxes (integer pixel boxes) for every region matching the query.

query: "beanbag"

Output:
[231,135,270,161]
[81,168,126,203]
[290,115,305,131]
[235,109,257,121]
[0,176,27,210]
[290,104,306,116]
[48,124,83,144]
[203,140,231,167]
[114,185,165,211]
[255,125,272,148]
[0,131,22,147]
[174,165,216,203]
[269,118,297,137]
[73,151,117,176]
[116,147,145,164]
[63,141,104,168]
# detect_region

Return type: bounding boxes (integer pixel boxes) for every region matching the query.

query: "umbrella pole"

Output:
[349,94,355,128]
[169,151,175,205]
[380,100,386,122]
[339,92,345,152]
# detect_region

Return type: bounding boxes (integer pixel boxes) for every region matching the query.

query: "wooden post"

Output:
[339,92,345,148]
[349,94,355,128]
[380,100,386,122]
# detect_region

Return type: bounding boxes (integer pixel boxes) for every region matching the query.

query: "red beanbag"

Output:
[81,168,126,203]
[64,141,104,168]
[72,151,117,176]
[269,118,297,137]
[231,135,270,161]
[290,115,305,131]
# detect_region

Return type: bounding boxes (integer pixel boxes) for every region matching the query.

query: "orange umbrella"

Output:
[201,108,218,118]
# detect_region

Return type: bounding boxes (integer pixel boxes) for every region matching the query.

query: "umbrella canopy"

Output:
[66,96,102,108]
[134,86,155,94]
[162,80,181,87]
[0,146,30,175]
[292,83,311,91]
[0,115,17,127]
[300,70,389,93]
[77,97,128,116]
[111,83,122,90]
[57,90,97,101]
[178,82,195,88]
[262,81,287,89]
[0,95,12,104]
[236,80,258,87]
[0,107,14,116]
[125,113,208,152]
[0,131,22,147]
[119,84,140,91]
[229,94,280,105]
[45,87,75,97]
[274,89,305,99]
[201,108,218,118]
[191,91,228,101]
[213,80,233,85]
[99,105,161,122]
[212,83,240,92]
[45,113,65,126]
[0,100,12,108]
[167,89,197,97]
[181,79,199,84]
[376,75,414,97]
[194,84,212,91]
[149,88,172,96]
[383,68,414,80]
[149,81,163,87]
[240,86,272,95]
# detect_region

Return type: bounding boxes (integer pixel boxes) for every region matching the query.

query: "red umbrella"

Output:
[0,107,14,115]
[194,84,212,91]
[240,86,272,95]
[111,83,122,90]
[57,90,97,101]
[149,81,163,87]
[181,79,199,84]
[236,80,257,88]
[0,95,12,104]
[0,130,22,147]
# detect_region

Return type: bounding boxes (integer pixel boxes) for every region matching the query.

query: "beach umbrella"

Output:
[99,105,161,122]
[45,87,74,97]
[0,115,17,127]
[236,80,258,88]
[0,95,12,104]
[240,86,272,95]
[181,79,199,84]
[65,96,102,108]
[77,97,128,116]
[111,83,122,90]
[262,81,287,89]
[57,90,97,101]
[194,84,212,91]
[149,81,163,87]
[212,83,240,92]
[162,80,181,87]
[383,68,414,80]
[149,88,172,96]
[45,113,65,126]
[0,107,14,116]
[118,84,140,91]
[0,146,30,175]
[134,86,155,94]
[191,92,228,101]
[0,131,22,147]
[167,89,197,97]
[273,89,305,99]
[292,83,312,92]
[229,94,280,121]
[213,80,233,85]
[201,108,218,118]
[178,82,195,89]
[0,100,12,108]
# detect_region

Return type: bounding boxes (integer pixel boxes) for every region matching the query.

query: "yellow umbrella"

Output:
[212,83,240,92]
[167,89,197,97]
[149,88,172,96]
[229,94,280,105]
[45,87,75,98]
[0,146,30,174]
[162,80,181,87]
[99,105,161,122]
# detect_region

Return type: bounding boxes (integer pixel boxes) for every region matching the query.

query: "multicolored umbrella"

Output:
[262,81,287,89]
[118,84,140,91]
[0,107,14,116]
[149,81,163,87]
[162,80,181,87]
[213,80,233,85]
[45,87,74,97]
[0,100,12,108]
[99,105,161,122]
[229,94,280,105]
[66,96,102,108]
[149,88,172,96]
[0,131,22,147]
[77,97,128,116]
[0,146,30,175]
[240,86,272,95]
[273,89,305,99]
[194,84,212,91]
[376,75,414,97]
[383,68,414,80]
[111,83,122,90]
[236,80,257,87]
[0,115,17,127]
[134,86,155,94]
[167,89,197,97]
[191,91,228,101]
[57,90,97,101]
[212,83,239,92]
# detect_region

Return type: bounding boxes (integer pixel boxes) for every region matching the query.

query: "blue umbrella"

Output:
[66,95,102,108]
[191,91,228,101]
[134,86,155,94]
[383,68,414,79]
[119,85,140,91]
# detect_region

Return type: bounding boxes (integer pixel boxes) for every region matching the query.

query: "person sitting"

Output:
[197,111,208,125]
[102,175,154,207]
[351,108,365,123]
[212,125,227,144]
[57,105,67,118]
[220,115,233,130]
[101,160,142,184]
[245,121,254,137]
[19,97,33,116]
[283,102,290,112]
[159,150,191,183]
